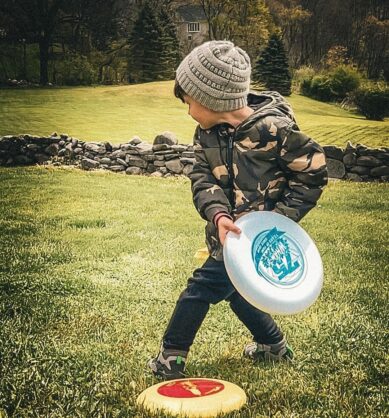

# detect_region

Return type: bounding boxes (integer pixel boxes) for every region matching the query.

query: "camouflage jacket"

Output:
[189,91,328,261]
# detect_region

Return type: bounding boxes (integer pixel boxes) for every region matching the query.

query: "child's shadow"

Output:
[187,355,276,380]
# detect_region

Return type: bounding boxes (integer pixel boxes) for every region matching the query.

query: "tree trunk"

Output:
[98,65,104,83]
[0,55,9,80]
[21,41,27,80]
[39,37,50,85]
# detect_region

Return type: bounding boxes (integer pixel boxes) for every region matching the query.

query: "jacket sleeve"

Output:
[273,126,328,222]
[189,126,232,222]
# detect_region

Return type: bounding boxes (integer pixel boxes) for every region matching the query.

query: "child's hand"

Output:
[217,216,241,245]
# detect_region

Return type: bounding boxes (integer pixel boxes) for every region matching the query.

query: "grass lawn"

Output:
[0,82,388,147]
[0,166,388,417]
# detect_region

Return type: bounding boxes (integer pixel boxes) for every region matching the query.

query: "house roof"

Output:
[176,5,207,22]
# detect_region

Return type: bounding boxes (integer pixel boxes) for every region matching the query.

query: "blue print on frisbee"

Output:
[251,227,305,287]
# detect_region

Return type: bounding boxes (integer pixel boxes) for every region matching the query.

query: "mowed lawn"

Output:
[0,82,388,147]
[0,166,388,417]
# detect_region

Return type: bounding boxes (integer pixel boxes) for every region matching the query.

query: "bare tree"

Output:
[197,0,233,40]
[0,0,67,84]
[264,0,389,78]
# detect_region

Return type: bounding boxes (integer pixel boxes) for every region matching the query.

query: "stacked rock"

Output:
[324,142,389,182]
[0,134,388,182]
[0,133,83,166]
[0,132,196,178]
[342,142,389,182]
[79,132,196,177]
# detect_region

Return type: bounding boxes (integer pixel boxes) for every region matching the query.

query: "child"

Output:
[148,40,328,380]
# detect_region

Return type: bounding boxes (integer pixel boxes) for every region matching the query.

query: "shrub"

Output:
[299,65,364,102]
[353,83,389,121]
[329,65,361,99]
[292,66,315,93]
[54,53,97,86]
[0,43,40,84]
[300,77,313,96]
[309,75,335,101]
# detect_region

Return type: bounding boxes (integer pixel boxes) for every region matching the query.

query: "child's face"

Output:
[183,95,219,129]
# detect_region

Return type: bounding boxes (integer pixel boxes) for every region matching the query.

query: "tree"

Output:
[0,0,121,84]
[264,0,388,80]
[0,0,67,85]
[64,0,118,52]
[128,2,164,82]
[253,32,292,96]
[226,0,275,60]
[63,0,123,84]
[197,0,233,40]
[157,7,181,80]
[197,0,274,61]
[264,0,311,68]
[128,1,181,83]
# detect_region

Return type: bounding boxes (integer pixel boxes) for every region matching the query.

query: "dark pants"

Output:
[163,257,284,351]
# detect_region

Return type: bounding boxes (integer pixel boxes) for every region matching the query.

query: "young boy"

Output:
[148,41,327,380]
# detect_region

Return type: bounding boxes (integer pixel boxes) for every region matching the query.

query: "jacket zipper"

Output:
[226,131,236,210]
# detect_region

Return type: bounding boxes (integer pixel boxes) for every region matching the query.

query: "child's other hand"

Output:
[217,217,241,245]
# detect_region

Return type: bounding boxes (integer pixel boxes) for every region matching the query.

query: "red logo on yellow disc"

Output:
[157,379,225,398]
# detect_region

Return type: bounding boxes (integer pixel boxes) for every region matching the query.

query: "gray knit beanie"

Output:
[175,40,251,112]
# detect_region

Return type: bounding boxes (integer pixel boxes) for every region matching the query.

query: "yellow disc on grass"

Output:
[137,378,246,417]
[194,247,209,261]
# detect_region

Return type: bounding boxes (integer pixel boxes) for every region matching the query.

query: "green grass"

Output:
[0,166,388,417]
[287,94,389,148]
[0,83,197,144]
[0,82,388,147]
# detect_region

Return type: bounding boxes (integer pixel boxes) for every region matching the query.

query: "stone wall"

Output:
[323,144,389,182]
[0,132,195,178]
[0,133,388,182]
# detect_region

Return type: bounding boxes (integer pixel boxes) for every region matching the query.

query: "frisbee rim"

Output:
[223,211,323,315]
[136,378,247,417]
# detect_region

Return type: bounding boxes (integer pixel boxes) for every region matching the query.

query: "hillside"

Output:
[0,82,388,147]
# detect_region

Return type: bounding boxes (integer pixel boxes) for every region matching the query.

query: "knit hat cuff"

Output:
[177,71,248,112]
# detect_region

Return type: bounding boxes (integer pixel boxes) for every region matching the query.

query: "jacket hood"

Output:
[198,90,296,136]
[238,90,296,133]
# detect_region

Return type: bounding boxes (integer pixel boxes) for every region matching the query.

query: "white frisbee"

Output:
[137,378,246,417]
[223,211,323,315]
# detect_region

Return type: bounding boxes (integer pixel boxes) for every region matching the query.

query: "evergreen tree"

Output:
[253,33,292,96]
[157,7,181,80]
[128,2,164,83]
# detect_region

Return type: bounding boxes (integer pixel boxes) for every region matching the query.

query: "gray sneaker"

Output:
[244,338,294,362]
[148,346,188,380]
